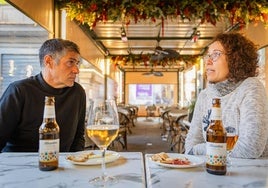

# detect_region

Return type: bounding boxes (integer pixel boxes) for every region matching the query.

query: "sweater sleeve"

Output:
[0,83,23,151]
[69,88,86,152]
[230,78,268,158]
[185,92,207,155]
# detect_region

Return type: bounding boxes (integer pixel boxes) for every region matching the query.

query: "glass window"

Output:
[1,54,40,93]
[0,2,48,96]
[257,47,266,87]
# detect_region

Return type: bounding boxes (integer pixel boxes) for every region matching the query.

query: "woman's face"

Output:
[204,41,229,83]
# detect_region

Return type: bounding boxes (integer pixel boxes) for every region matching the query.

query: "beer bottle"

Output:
[206,98,227,175]
[39,96,60,171]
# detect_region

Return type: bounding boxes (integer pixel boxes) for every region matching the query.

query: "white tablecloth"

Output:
[145,154,268,188]
[0,152,146,188]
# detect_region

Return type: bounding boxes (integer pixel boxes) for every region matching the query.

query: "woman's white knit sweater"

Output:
[185,77,268,158]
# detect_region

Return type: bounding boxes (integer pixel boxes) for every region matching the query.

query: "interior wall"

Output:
[125,72,178,84]
[241,22,268,49]
[265,48,268,95]
[125,72,178,105]
[241,22,268,95]
[65,20,104,65]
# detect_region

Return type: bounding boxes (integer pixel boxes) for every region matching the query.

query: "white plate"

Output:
[149,153,204,168]
[66,150,120,165]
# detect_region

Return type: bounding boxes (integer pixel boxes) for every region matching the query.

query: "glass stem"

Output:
[101,148,107,180]
[227,151,232,166]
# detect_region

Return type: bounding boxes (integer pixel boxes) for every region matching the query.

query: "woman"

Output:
[185,32,268,158]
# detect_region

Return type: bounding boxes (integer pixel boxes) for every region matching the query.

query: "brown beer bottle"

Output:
[206,98,227,175]
[39,96,60,171]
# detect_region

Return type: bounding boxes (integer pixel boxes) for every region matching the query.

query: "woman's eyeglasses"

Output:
[203,50,225,62]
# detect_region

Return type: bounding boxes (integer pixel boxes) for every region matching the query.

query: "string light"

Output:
[190,28,201,43]
[121,27,128,42]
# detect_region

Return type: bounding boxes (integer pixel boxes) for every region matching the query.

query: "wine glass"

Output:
[86,99,119,187]
[226,123,239,166]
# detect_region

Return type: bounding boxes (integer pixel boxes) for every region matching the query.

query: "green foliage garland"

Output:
[57,0,268,28]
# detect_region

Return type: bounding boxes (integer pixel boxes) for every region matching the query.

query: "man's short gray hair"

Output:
[39,38,80,67]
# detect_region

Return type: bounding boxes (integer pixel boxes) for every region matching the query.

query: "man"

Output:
[0,38,86,152]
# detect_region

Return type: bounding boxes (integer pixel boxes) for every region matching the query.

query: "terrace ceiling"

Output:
[79,18,238,72]
[57,0,268,73]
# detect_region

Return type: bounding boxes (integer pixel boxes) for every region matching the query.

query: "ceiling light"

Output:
[121,27,128,42]
[142,69,163,77]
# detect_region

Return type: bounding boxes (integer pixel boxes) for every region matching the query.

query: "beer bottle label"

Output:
[39,139,59,162]
[43,106,55,118]
[206,142,227,166]
[210,108,221,120]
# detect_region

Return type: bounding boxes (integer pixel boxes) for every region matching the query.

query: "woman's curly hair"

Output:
[212,32,259,83]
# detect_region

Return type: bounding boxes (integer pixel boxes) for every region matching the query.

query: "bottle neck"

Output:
[211,106,222,121]
[43,105,56,119]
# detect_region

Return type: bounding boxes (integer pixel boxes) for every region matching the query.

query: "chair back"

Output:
[118,111,130,126]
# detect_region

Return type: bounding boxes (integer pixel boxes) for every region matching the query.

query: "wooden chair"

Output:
[118,107,133,134]
[109,112,130,151]
[130,105,139,126]
[127,106,137,128]
[146,104,157,119]
[169,114,189,153]
[160,109,171,140]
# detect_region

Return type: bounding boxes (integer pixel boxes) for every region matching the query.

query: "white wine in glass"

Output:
[86,99,119,187]
[87,125,119,150]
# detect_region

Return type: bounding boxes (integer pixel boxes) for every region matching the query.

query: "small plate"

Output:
[149,153,204,168]
[66,150,120,165]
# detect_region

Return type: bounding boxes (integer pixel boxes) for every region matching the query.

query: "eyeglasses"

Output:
[203,50,225,62]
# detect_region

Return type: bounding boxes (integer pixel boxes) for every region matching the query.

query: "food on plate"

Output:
[66,151,95,162]
[151,152,191,165]
[66,151,115,163]
[151,152,169,162]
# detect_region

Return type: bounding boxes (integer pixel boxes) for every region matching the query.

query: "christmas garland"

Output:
[57,0,268,28]
[110,54,200,71]
[56,0,268,69]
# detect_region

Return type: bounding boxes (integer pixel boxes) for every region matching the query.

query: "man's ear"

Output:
[43,55,54,68]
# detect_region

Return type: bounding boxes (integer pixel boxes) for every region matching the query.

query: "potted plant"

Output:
[188,99,196,122]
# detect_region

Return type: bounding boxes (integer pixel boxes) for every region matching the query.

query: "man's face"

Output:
[49,51,80,88]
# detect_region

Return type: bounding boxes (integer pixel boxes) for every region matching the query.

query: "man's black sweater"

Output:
[0,73,86,152]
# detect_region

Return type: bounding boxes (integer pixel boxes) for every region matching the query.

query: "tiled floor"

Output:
[88,117,177,154]
[125,117,175,154]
